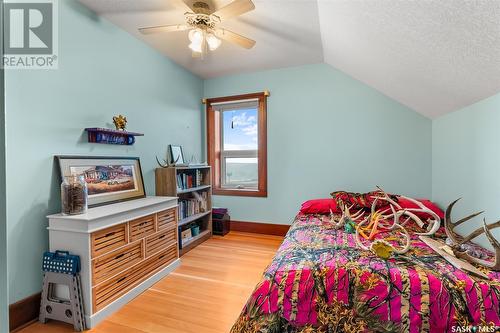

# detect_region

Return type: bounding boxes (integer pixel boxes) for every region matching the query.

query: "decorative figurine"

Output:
[344,219,356,234]
[112,115,127,131]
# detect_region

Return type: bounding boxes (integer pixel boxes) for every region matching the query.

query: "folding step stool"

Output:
[39,251,86,331]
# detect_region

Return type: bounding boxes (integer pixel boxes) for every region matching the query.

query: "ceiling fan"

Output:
[138,0,256,57]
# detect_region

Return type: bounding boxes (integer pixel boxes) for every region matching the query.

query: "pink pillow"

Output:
[397,198,444,219]
[300,199,339,214]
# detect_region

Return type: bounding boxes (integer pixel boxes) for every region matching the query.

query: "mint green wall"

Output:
[1,0,8,330]
[4,1,203,304]
[204,64,432,224]
[432,93,500,243]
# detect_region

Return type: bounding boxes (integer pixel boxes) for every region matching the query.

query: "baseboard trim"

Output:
[9,292,40,332]
[230,220,290,236]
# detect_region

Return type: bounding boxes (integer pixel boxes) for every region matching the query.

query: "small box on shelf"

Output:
[181,228,192,240]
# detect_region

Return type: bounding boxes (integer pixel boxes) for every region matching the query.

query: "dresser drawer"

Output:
[92,243,178,312]
[129,214,156,242]
[157,208,176,231]
[92,240,144,286]
[91,224,128,258]
[145,227,176,257]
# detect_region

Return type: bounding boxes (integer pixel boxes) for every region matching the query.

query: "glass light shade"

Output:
[206,33,222,51]
[188,29,204,43]
[189,41,203,53]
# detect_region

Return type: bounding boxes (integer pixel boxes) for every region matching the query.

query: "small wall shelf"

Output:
[85,128,144,145]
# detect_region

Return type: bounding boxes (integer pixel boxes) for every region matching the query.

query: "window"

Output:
[206,92,268,197]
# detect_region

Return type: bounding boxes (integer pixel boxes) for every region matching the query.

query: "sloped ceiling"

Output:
[78,0,323,79]
[318,0,500,118]
[78,0,500,118]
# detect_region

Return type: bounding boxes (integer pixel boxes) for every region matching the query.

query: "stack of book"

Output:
[178,192,209,220]
[176,170,204,190]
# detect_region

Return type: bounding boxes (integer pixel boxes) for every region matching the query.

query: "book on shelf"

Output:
[176,169,204,191]
[178,191,209,220]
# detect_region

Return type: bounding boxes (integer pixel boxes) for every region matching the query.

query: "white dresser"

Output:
[47,196,180,328]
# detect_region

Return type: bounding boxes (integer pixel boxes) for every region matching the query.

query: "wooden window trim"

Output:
[206,92,268,197]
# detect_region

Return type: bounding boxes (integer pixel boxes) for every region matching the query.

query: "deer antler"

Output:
[354,187,445,259]
[482,219,500,271]
[332,204,364,229]
[444,198,484,244]
[355,208,411,256]
[399,196,441,236]
[373,188,441,236]
[156,155,170,168]
[355,195,411,256]
[445,199,500,271]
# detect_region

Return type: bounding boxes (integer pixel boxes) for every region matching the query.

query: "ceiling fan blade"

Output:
[139,24,190,35]
[215,28,256,49]
[212,0,255,21]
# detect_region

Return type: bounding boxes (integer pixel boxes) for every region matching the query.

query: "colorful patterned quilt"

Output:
[231,213,500,333]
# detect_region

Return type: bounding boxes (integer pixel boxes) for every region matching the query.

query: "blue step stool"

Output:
[39,251,85,331]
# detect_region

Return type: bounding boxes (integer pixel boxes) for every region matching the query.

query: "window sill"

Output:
[213,188,267,197]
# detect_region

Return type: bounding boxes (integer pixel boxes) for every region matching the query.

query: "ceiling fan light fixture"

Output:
[138,0,257,57]
[206,33,222,51]
[188,28,204,43]
[189,41,203,53]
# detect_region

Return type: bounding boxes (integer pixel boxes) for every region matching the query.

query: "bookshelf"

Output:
[155,166,212,256]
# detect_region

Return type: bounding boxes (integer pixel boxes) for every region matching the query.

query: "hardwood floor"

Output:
[18,232,283,333]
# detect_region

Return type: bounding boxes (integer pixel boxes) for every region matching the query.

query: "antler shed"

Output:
[445,199,500,271]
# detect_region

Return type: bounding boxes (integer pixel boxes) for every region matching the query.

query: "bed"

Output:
[230,212,500,333]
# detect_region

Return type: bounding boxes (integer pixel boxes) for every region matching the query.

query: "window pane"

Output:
[224,157,258,188]
[222,108,258,151]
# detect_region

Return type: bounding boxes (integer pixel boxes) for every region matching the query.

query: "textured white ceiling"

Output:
[318,0,500,118]
[78,0,324,79]
[78,0,500,118]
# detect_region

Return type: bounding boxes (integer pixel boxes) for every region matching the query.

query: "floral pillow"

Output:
[330,190,390,210]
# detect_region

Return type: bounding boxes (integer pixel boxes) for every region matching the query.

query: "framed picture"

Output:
[56,156,146,208]
[169,145,185,165]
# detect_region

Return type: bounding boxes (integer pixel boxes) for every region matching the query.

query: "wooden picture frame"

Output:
[169,145,185,165]
[56,156,146,208]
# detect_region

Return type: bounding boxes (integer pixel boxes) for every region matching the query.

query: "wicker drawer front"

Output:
[92,241,144,286]
[145,227,176,257]
[157,209,176,231]
[93,243,178,313]
[91,224,128,258]
[129,214,156,242]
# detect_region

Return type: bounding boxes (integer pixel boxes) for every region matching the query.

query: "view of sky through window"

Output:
[223,108,258,151]
[222,108,258,187]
